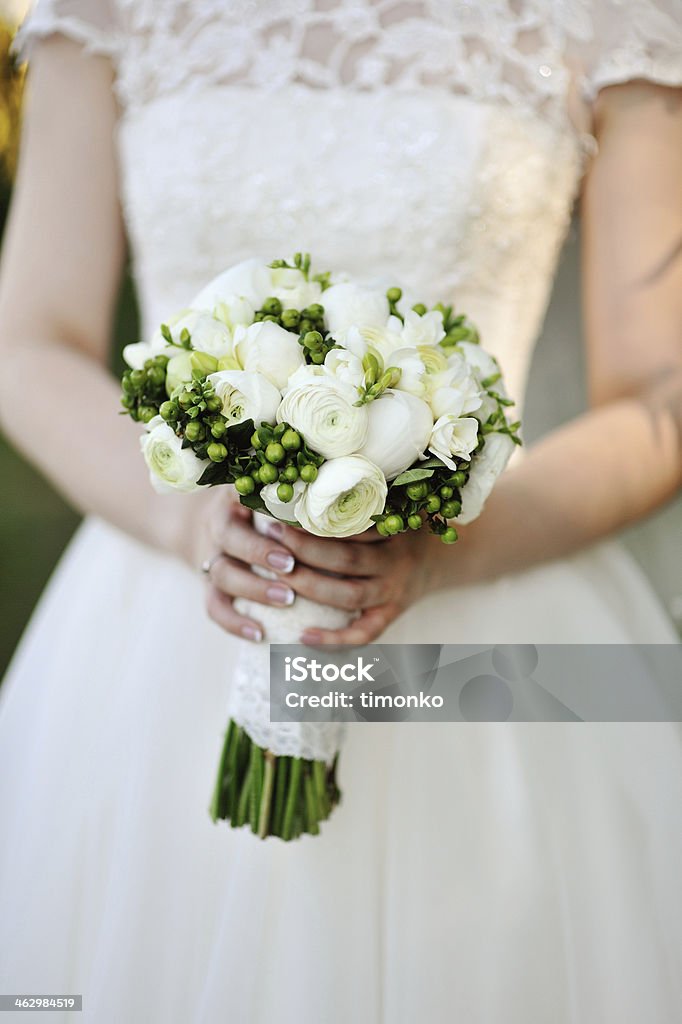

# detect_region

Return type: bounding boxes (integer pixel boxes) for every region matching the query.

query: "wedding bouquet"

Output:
[119,253,520,840]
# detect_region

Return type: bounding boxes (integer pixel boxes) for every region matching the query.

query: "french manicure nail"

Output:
[301,629,323,645]
[266,551,295,573]
[261,520,284,540]
[266,584,295,606]
[241,624,263,643]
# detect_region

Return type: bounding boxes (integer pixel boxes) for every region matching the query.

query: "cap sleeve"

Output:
[573,0,682,104]
[13,0,120,63]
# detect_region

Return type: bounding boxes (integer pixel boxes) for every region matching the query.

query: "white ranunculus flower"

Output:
[322,283,390,344]
[360,315,405,361]
[207,369,281,427]
[359,389,434,480]
[455,432,515,524]
[295,455,388,538]
[234,321,306,391]
[269,267,323,310]
[192,258,272,311]
[140,417,204,494]
[261,478,307,523]
[277,378,369,459]
[323,348,365,388]
[429,414,480,470]
[400,309,445,348]
[430,352,484,419]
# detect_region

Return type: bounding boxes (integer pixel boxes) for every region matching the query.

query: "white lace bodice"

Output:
[17,0,682,414]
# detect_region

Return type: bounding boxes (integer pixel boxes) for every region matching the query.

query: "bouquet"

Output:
[119,253,520,840]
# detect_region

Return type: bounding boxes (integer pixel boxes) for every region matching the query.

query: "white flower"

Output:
[165,351,194,396]
[234,321,306,391]
[457,341,509,422]
[429,353,483,419]
[455,432,515,524]
[124,310,233,370]
[277,378,368,459]
[400,309,445,348]
[322,283,390,345]
[191,258,272,310]
[207,369,281,427]
[269,267,323,310]
[214,295,255,331]
[359,315,405,361]
[359,390,434,480]
[429,414,480,470]
[261,478,307,523]
[140,417,204,494]
[323,348,365,387]
[389,348,429,399]
[295,455,388,538]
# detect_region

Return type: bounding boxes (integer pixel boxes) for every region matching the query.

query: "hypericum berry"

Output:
[384,514,404,535]
[441,500,461,519]
[159,400,176,421]
[130,369,145,389]
[185,420,205,442]
[138,405,157,423]
[265,442,286,464]
[310,352,325,364]
[259,462,278,484]
[148,365,166,387]
[449,471,466,487]
[207,442,228,463]
[281,309,301,329]
[299,464,318,483]
[251,430,262,449]
[281,428,301,451]
[375,520,390,537]
[303,330,323,350]
[406,481,429,500]
[282,465,299,482]
[277,482,294,503]
[261,296,282,316]
[211,420,227,438]
[303,303,324,320]
[206,395,223,413]
[425,495,441,513]
[178,391,194,410]
[442,526,458,544]
[407,514,422,530]
[235,476,255,496]
[439,485,454,499]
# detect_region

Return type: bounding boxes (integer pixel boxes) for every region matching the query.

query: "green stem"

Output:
[209,720,233,822]
[304,770,320,835]
[282,757,302,841]
[249,745,264,833]
[312,760,329,820]
[257,752,276,839]
[235,766,252,828]
[272,756,289,837]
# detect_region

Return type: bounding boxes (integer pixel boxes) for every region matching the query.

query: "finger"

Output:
[287,563,387,610]
[205,585,264,643]
[209,556,295,608]
[299,605,397,649]
[261,521,388,576]
[211,504,296,575]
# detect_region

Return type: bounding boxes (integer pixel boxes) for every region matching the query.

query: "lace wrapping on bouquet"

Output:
[231,512,350,763]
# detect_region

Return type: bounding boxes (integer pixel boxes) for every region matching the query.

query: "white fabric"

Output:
[3,2,682,1022]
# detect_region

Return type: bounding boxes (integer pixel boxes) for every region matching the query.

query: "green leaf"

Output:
[392,467,435,486]
[197,461,232,487]
[238,492,267,512]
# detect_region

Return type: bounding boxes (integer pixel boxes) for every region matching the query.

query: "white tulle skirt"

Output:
[1,517,680,1023]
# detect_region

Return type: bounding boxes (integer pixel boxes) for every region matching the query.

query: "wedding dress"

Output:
[1,2,681,1022]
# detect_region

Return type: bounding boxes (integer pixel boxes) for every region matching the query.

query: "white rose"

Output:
[295,455,388,538]
[261,478,307,523]
[192,258,272,311]
[140,417,204,494]
[269,267,323,310]
[359,390,433,480]
[322,283,390,344]
[323,348,365,387]
[429,414,480,470]
[400,309,445,348]
[455,432,515,524]
[277,378,368,459]
[207,369,281,427]
[234,321,306,391]
[430,353,483,419]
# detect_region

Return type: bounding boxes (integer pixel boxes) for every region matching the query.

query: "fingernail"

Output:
[266,584,295,606]
[261,520,283,540]
[241,624,263,643]
[266,551,295,573]
[301,629,323,645]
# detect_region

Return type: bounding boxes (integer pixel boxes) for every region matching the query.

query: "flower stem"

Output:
[282,757,302,841]
[257,752,276,839]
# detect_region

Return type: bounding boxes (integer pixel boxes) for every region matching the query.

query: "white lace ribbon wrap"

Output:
[231,511,349,763]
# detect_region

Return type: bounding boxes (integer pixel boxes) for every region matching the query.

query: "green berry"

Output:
[259,462,278,484]
[277,482,294,503]
[442,526,458,544]
[386,287,402,304]
[310,351,325,364]
[265,442,286,464]
[121,394,135,410]
[178,391,194,410]
[300,464,318,483]
[130,369,145,389]
[138,405,157,423]
[281,428,301,451]
[298,319,313,335]
[207,443,228,463]
[211,420,227,438]
[303,330,323,349]
[303,304,324,320]
[282,465,299,482]
[425,495,441,513]
[154,354,169,367]
[159,400,176,421]
[262,296,282,316]
[441,500,461,519]
[375,520,390,537]
[439,485,454,499]
[407,514,422,530]
[235,476,255,496]
[281,309,301,329]
[384,514,404,535]
[185,420,204,442]
[406,481,429,500]
[148,365,166,387]
[206,395,223,413]
[412,303,427,315]
[449,471,466,487]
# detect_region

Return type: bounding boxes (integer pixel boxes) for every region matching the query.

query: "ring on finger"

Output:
[201,551,224,577]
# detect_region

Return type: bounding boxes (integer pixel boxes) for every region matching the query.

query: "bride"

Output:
[0,1,680,1021]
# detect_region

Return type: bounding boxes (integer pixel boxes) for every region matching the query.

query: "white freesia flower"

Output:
[165,351,194,396]
[277,378,369,459]
[323,348,365,388]
[430,352,483,419]
[192,258,272,311]
[322,283,390,345]
[125,310,233,371]
[295,455,388,538]
[429,414,480,470]
[457,341,509,422]
[122,309,191,370]
[140,417,203,494]
[400,309,445,348]
[234,321,306,391]
[214,296,255,331]
[389,348,429,398]
[359,390,434,480]
[207,369,281,427]
[261,478,307,523]
[455,432,515,524]
[269,267,323,310]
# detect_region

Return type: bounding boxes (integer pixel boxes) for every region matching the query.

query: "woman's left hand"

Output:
[258,518,440,646]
